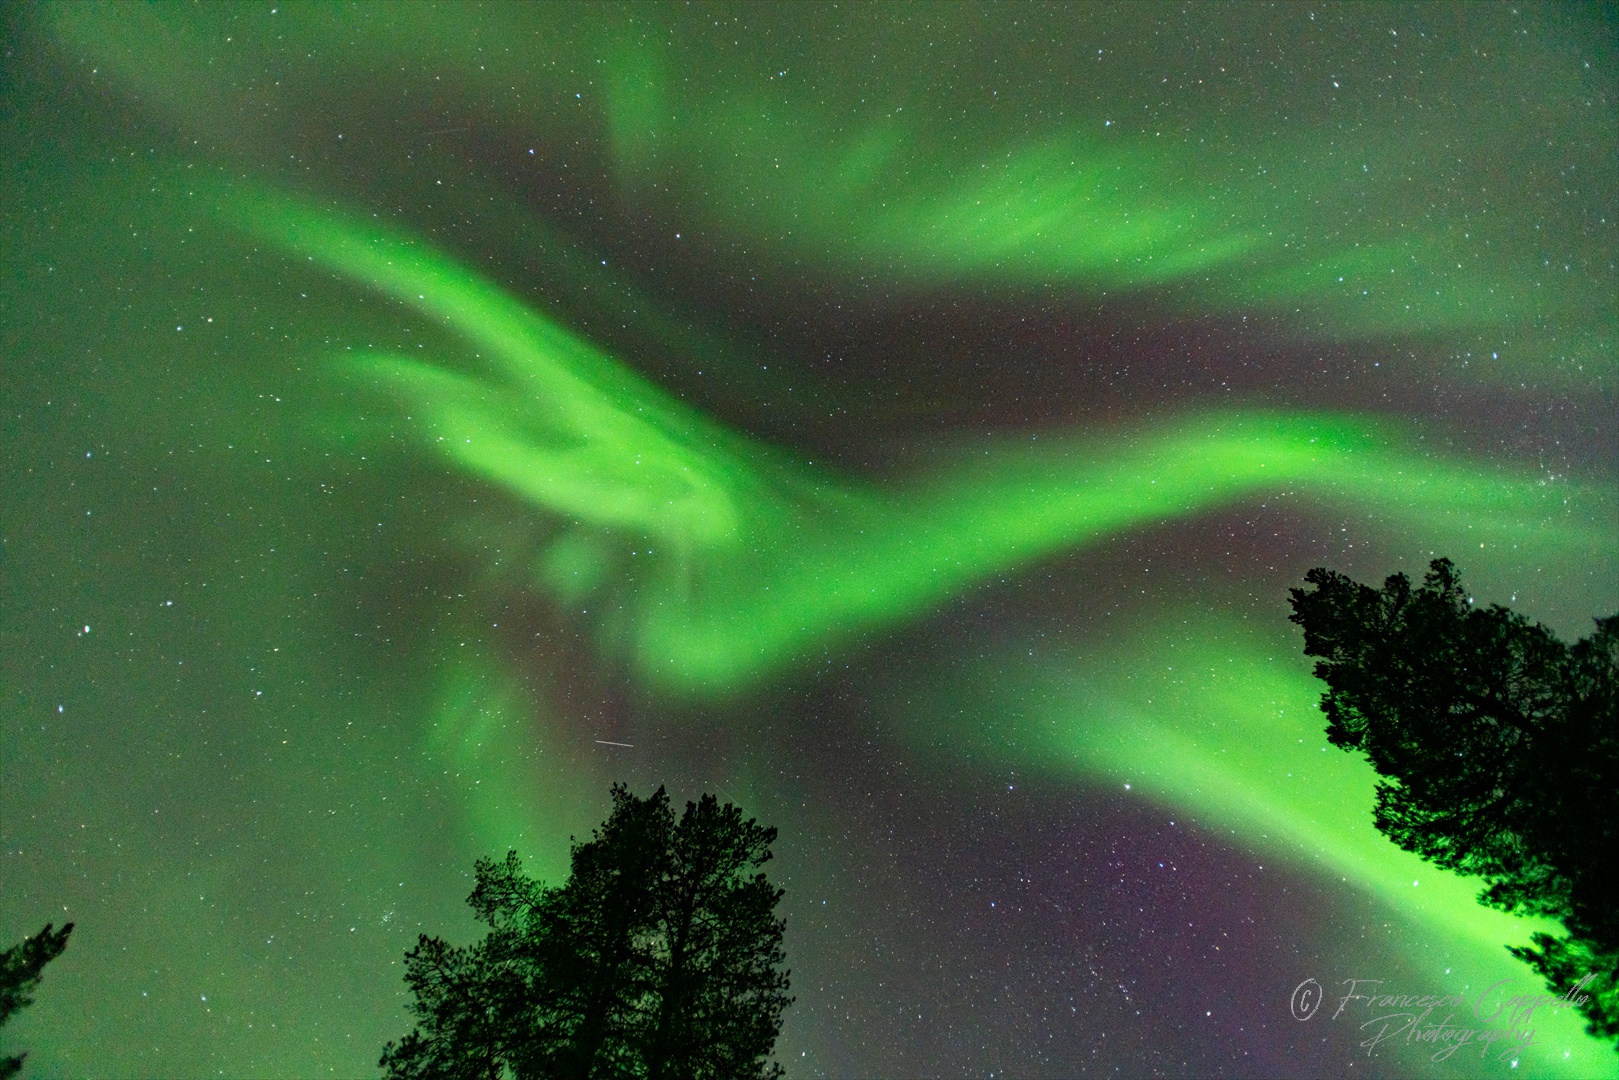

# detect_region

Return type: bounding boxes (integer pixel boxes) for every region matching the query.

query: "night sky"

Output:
[2,3,1616,1077]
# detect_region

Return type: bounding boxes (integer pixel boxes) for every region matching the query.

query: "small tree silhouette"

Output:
[0,922,74,1079]
[382,785,790,1079]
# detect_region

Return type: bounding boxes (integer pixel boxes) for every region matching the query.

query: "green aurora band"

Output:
[214,188,1617,1071]
[224,187,1614,698]
[11,5,1617,1073]
[887,609,1615,1071]
[214,189,1618,1072]
[51,0,1619,386]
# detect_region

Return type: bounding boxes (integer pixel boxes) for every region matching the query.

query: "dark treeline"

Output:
[382,785,791,1080]
[1291,558,1617,1050]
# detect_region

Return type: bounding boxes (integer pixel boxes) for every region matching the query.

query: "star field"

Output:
[2,4,1615,1077]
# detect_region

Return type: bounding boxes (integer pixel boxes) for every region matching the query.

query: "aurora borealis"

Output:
[2,2,1615,1076]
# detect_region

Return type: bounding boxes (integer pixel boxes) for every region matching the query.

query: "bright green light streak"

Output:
[592,27,1616,377]
[612,77,1266,290]
[224,190,747,551]
[218,189,1616,696]
[603,73,1613,376]
[898,614,1618,1074]
[49,2,1617,385]
[647,413,1612,691]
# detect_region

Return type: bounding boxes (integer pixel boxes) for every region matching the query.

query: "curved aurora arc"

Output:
[9,3,1615,1074]
[226,188,1612,696]
[50,1,1617,388]
[225,190,1615,1072]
